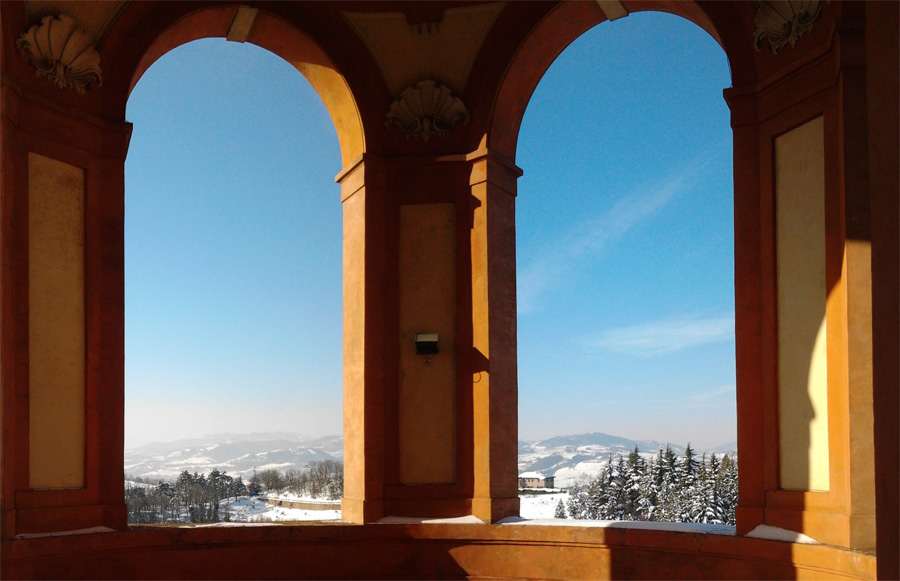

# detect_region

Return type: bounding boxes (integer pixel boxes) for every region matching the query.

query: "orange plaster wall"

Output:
[866,1,900,577]
[1,0,892,570]
[756,98,866,549]
[722,13,879,548]
[1,71,132,536]
[844,239,876,550]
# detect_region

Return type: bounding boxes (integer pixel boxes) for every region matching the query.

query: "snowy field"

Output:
[219,496,340,523]
[194,492,565,523]
[137,491,822,544]
[519,492,569,520]
[263,491,341,507]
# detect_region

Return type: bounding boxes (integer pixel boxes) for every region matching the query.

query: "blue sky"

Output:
[124,12,735,450]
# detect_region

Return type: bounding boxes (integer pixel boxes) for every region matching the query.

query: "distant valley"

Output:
[125,431,735,487]
[125,432,343,482]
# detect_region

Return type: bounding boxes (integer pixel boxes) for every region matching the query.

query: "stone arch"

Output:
[484,0,759,532]
[481,0,879,551]
[104,4,364,167]
[485,1,748,160]
[115,4,358,480]
[510,10,738,490]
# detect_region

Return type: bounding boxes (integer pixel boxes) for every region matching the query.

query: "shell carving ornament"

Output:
[753,0,826,54]
[385,80,469,141]
[16,14,102,94]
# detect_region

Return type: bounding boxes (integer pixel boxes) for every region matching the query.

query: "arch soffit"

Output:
[108,4,364,167]
[487,0,751,161]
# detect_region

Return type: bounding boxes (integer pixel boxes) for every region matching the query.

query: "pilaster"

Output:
[467,148,521,523]
[0,83,131,538]
[724,6,875,550]
[337,155,387,523]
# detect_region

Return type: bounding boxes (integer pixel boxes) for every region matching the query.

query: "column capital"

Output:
[335,154,367,202]
[0,84,132,160]
[464,147,522,195]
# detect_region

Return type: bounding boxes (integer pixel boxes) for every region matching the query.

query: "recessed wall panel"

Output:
[775,117,830,492]
[399,204,456,484]
[28,153,86,489]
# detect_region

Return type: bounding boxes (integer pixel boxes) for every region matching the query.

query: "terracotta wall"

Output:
[0,0,895,574]
[0,524,877,580]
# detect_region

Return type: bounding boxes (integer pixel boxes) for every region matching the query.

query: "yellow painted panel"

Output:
[28,153,86,489]
[776,117,829,492]
[399,204,457,484]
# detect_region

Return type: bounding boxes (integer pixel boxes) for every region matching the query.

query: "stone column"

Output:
[723,85,766,536]
[0,84,131,537]
[338,156,387,523]
[338,148,522,523]
[468,149,521,523]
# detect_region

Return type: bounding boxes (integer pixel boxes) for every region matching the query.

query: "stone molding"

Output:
[753,0,826,54]
[385,80,469,141]
[16,15,102,94]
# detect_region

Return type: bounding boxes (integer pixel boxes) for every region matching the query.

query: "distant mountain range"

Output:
[125,431,735,487]
[124,433,343,482]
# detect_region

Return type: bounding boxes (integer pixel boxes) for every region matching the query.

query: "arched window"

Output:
[515,12,736,520]
[124,38,344,523]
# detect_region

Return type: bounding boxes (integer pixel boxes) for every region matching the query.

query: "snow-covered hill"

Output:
[124,433,343,482]
[518,433,736,488]
[125,431,734,487]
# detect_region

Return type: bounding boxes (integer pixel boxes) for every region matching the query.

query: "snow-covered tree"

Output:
[554,499,567,519]
[564,445,737,526]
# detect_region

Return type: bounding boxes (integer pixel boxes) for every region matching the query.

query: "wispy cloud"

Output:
[643,383,737,413]
[585,314,734,357]
[684,383,736,404]
[517,153,712,314]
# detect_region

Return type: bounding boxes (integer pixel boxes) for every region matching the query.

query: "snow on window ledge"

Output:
[497,516,736,536]
[14,526,116,539]
[191,522,282,528]
[376,515,486,524]
[497,519,821,545]
[745,524,820,544]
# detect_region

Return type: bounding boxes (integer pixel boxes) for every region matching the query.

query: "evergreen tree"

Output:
[718,454,738,525]
[603,456,627,520]
[627,446,642,470]
[175,470,195,516]
[157,480,176,523]
[565,445,738,526]
[680,444,700,483]
[122,461,349,525]
[554,499,567,519]
[248,471,262,496]
[624,450,645,520]
[231,475,247,498]
[566,485,590,519]
[636,458,658,521]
